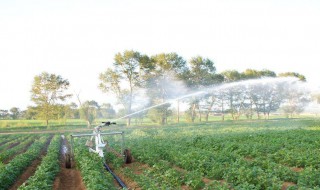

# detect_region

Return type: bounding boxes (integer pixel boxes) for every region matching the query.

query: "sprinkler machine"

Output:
[64,121,133,169]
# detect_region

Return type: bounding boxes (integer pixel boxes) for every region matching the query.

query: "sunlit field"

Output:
[1,117,320,189]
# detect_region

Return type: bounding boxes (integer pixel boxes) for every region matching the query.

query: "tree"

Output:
[9,107,20,119]
[79,100,99,127]
[184,56,223,122]
[281,82,310,117]
[145,53,188,125]
[68,102,80,119]
[221,70,242,82]
[31,72,71,127]
[22,106,38,120]
[278,72,306,81]
[99,103,116,119]
[99,50,148,126]
[0,110,9,119]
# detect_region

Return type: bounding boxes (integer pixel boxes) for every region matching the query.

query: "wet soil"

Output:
[53,137,86,190]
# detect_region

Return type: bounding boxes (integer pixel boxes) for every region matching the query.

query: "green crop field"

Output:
[0,118,320,189]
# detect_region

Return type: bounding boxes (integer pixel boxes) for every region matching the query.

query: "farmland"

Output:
[0,118,320,189]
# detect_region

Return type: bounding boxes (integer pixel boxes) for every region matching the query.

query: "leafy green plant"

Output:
[0,135,49,189]
[18,135,61,190]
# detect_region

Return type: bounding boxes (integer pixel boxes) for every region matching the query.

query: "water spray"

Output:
[112,76,306,123]
[113,91,207,122]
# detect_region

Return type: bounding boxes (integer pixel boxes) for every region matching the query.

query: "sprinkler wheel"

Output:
[124,149,133,164]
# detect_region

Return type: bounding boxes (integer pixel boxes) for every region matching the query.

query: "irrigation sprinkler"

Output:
[66,121,133,168]
[63,121,132,188]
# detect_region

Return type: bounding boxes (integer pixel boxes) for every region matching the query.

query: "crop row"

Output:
[0,135,50,189]
[18,135,61,189]
[0,135,31,153]
[0,135,36,163]
[123,127,320,189]
[73,138,117,190]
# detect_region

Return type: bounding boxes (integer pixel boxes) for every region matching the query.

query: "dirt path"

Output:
[107,162,141,190]
[53,165,86,190]
[8,136,53,190]
[53,137,86,190]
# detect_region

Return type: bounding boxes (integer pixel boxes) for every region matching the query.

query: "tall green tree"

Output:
[9,107,20,119]
[80,100,99,127]
[99,50,148,126]
[184,56,223,122]
[145,53,188,125]
[221,70,242,82]
[31,72,71,127]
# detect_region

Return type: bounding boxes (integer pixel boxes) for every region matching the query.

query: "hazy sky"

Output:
[1,0,319,110]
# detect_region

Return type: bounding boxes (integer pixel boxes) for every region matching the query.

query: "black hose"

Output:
[103,162,127,189]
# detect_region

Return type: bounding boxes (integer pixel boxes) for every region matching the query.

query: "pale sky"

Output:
[0,0,319,110]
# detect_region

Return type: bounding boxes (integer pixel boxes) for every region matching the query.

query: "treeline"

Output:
[1,50,310,126]
[0,102,116,121]
[98,50,308,125]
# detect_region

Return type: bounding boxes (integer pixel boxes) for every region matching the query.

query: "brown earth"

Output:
[53,137,86,190]
[281,182,296,190]
[105,145,141,189]
[8,136,52,190]
[52,164,86,190]
[291,167,304,172]
[115,166,141,190]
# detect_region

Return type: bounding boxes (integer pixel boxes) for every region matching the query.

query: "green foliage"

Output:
[73,139,117,190]
[298,167,320,188]
[0,135,49,189]
[278,72,306,81]
[18,135,61,190]
[122,119,320,189]
[0,136,35,162]
[31,72,71,126]
[147,104,172,125]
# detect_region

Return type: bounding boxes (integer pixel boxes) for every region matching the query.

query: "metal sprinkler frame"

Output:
[65,121,132,189]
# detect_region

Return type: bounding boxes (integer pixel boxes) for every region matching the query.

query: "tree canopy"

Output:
[31,72,71,126]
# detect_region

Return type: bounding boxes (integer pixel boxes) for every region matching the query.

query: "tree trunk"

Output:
[198,106,202,122]
[205,96,215,122]
[191,103,196,122]
[221,101,224,121]
[177,100,180,123]
[127,117,131,126]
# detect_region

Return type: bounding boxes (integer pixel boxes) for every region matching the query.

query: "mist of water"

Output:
[113,91,205,121]
[113,76,319,121]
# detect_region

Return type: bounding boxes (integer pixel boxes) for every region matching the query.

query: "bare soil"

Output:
[281,182,296,190]
[115,165,141,190]
[53,137,86,190]
[52,164,86,190]
[8,136,52,190]
[105,145,142,189]
[291,167,304,172]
